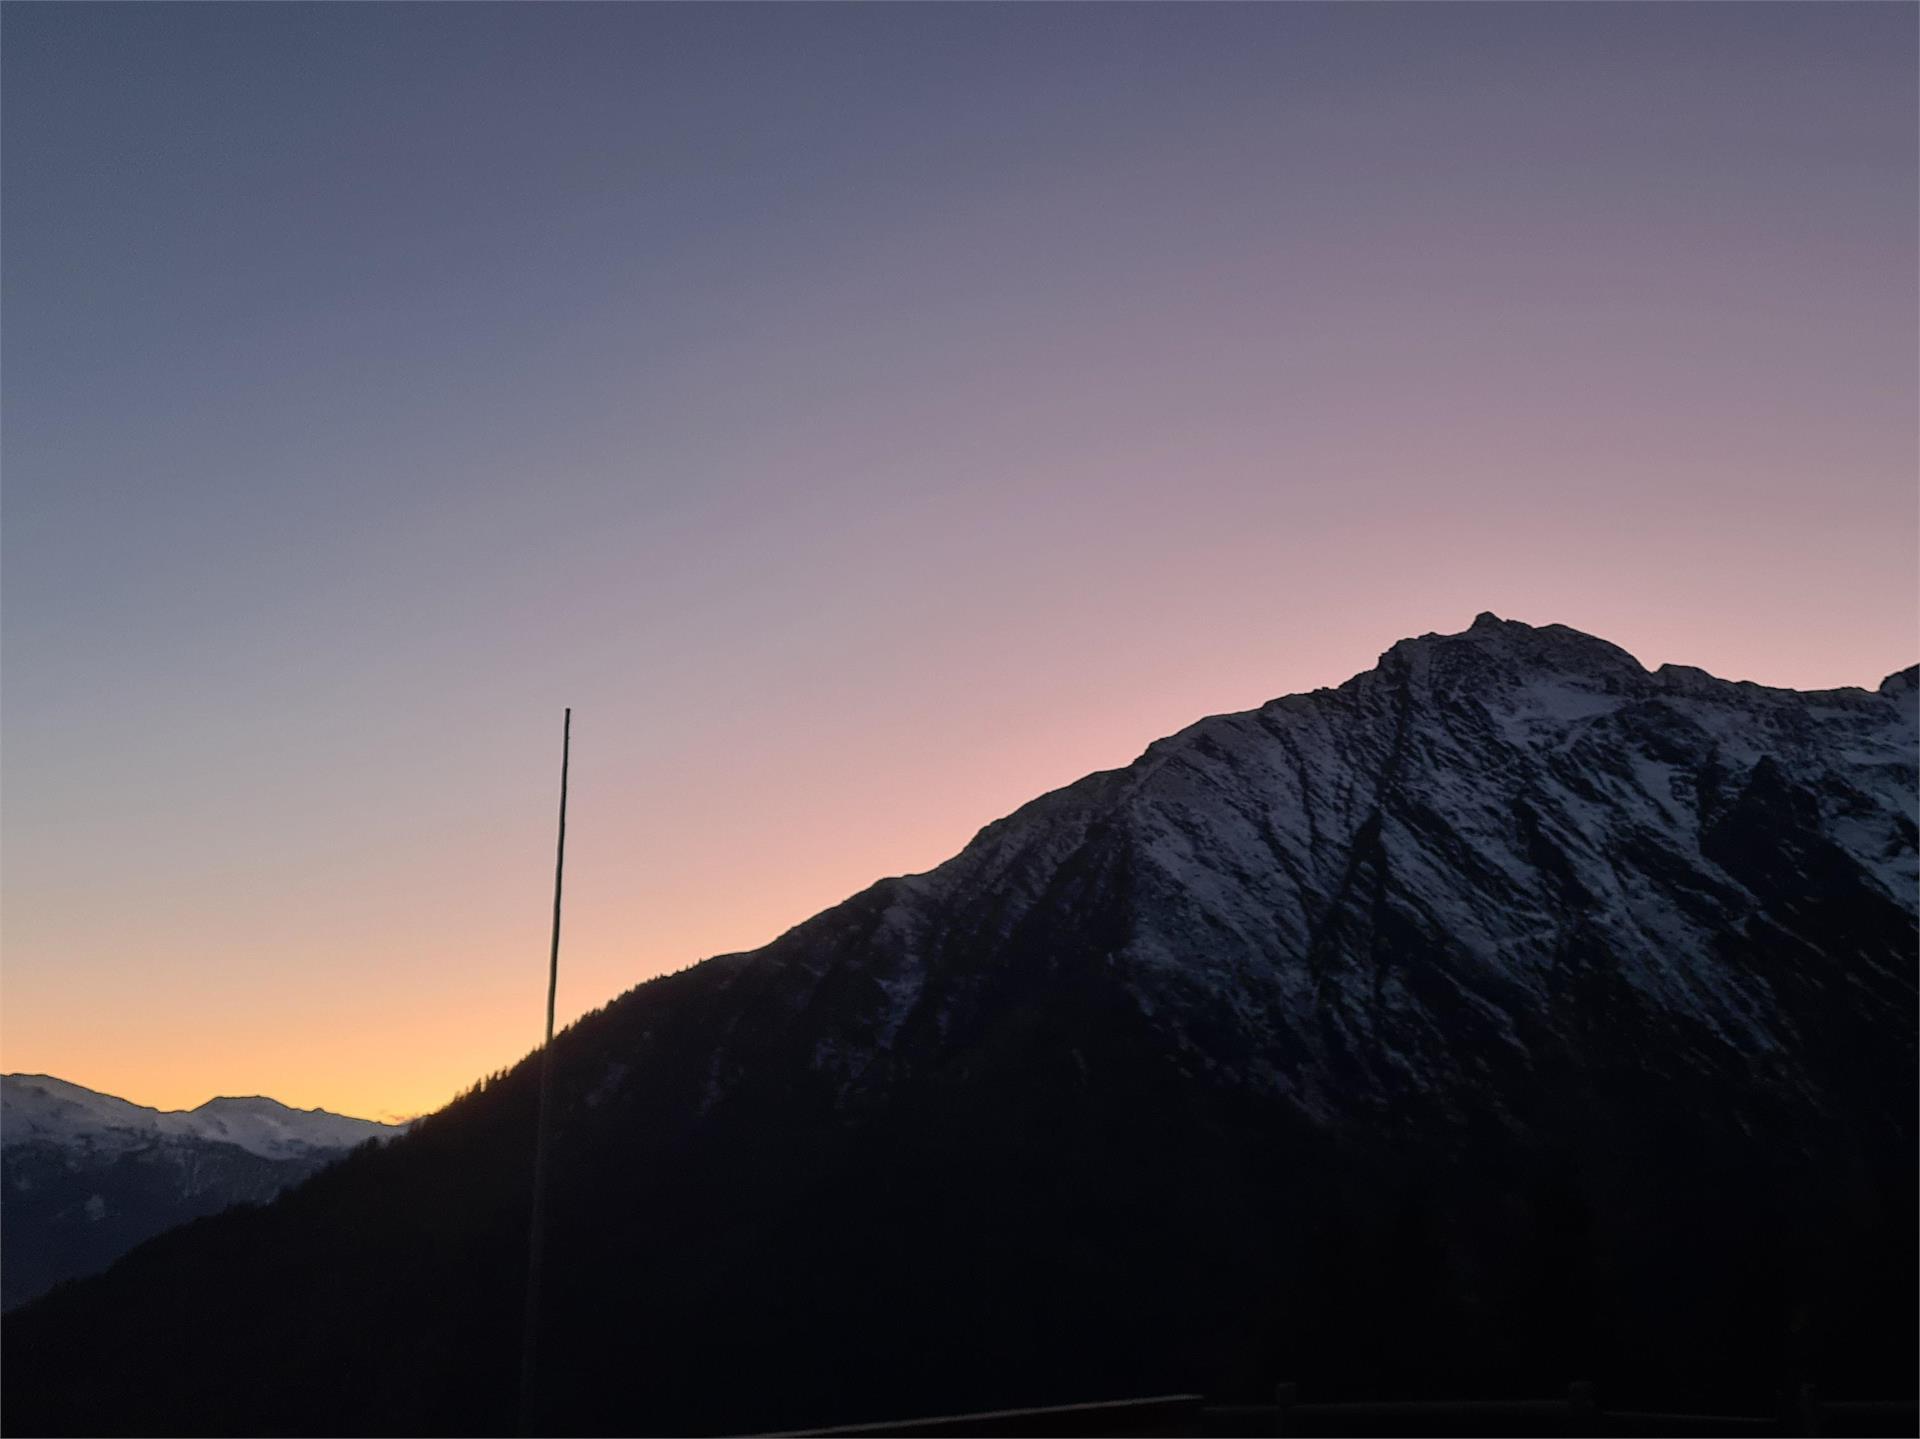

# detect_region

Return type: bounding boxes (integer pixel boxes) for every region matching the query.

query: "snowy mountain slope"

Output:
[2,1075,398,1160]
[6,615,1914,1436]
[671,613,1914,1130]
[1,1076,403,1309]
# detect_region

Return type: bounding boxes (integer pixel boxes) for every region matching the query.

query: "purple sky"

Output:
[4,3,1914,1118]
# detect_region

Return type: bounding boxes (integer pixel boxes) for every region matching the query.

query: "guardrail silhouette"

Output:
[764,1381,1917,1437]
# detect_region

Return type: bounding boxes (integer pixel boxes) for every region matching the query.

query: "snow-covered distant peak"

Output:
[0,1074,165,1151]
[1,1075,403,1160]
[181,1095,402,1159]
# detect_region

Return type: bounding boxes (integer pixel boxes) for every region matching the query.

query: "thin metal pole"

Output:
[519,707,570,1436]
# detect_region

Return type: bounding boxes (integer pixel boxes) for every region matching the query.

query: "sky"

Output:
[4,3,1915,1122]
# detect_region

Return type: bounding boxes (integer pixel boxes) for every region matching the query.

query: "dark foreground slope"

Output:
[7,617,1914,1436]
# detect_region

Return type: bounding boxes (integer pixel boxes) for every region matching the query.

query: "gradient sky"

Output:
[4,3,1914,1122]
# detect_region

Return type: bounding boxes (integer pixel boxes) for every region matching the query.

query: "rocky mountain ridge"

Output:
[676,612,1913,1132]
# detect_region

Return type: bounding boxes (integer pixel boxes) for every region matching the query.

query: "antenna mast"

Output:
[519,707,570,1435]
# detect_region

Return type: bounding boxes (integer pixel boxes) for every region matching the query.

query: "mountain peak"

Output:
[194,1095,295,1114]
[1377,614,1648,693]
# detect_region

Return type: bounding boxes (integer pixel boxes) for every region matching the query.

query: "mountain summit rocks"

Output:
[6,617,1914,1436]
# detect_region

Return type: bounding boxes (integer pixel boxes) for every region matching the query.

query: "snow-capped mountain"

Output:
[6,616,1914,1436]
[2,1074,398,1161]
[1,1075,402,1310]
[734,611,1915,1131]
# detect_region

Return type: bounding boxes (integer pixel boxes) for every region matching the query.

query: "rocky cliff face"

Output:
[6,616,1913,1436]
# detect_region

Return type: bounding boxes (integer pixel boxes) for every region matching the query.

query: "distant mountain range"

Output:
[1,1074,402,1310]
[5,616,1914,1435]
